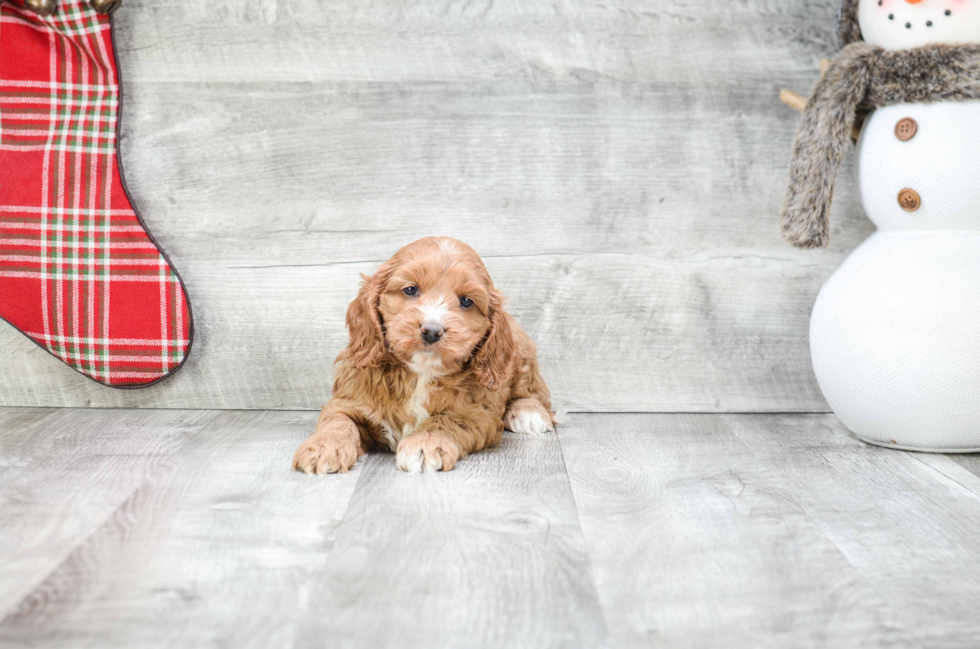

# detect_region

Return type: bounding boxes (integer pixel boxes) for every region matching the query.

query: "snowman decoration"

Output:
[782,0,980,451]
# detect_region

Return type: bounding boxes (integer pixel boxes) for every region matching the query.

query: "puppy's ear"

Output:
[346,267,391,368]
[472,289,515,391]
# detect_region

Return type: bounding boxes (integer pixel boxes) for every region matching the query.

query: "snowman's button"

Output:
[895,117,917,141]
[898,188,921,212]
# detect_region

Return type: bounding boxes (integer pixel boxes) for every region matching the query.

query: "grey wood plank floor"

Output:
[1,409,979,648]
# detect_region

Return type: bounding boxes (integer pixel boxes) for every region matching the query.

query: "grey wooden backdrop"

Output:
[0,0,872,412]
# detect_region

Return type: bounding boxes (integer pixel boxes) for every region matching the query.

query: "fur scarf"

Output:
[782,42,980,248]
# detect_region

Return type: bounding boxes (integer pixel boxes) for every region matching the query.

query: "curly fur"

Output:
[783,42,980,248]
[292,237,555,475]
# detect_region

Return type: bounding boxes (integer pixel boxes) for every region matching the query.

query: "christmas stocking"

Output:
[0,0,192,387]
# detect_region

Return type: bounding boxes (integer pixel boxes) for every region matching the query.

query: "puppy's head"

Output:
[346,237,514,390]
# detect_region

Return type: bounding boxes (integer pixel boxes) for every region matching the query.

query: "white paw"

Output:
[395,447,441,474]
[395,432,460,474]
[395,448,424,473]
[505,410,552,435]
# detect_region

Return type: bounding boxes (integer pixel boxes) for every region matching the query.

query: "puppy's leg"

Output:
[292,403,369,475]
[395,412,502,474]
[504,398,553,435]
[395,430,460,474]
[505,352,557,433]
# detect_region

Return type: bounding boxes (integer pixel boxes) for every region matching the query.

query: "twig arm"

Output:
[780,89,807,112]
[780,58,860,140]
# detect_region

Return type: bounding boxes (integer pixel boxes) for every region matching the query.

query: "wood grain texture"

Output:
[6,409,980,648]
[723,414,980,649]
[0,0,869,411]
[0,407,57,445]
[0,408,218,618]
[558,413,911,649]
[0,410,360,649]
[946,453,980,486]
[297,430,606,649]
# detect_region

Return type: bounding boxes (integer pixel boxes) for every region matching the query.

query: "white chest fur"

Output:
[380,353,444,452]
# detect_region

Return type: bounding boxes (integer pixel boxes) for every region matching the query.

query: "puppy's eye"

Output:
[403,286,418,297]
[459,296,474,308]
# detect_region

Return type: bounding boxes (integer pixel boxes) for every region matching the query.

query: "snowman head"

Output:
[841,0,980,49]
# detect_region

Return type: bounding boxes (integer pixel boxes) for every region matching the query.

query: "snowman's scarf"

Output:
[783,41,980,248]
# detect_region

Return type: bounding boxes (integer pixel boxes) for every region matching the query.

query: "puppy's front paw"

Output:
[292,434,361,475]
[504,399,553,435]
[395,432,460,474]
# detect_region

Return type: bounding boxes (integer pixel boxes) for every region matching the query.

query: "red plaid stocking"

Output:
[0,0,192,387]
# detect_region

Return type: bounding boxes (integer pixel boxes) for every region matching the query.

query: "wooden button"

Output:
[895,117,917,141]
[898,188,921,212]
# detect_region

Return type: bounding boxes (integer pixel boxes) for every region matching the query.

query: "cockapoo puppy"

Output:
[292,237,555,474]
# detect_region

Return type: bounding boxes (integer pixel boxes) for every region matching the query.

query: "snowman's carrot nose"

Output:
[904,0,924,3]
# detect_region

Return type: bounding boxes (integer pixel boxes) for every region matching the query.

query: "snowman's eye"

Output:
[927,20,933,27]
[905,22,912,28]
[946,9,952,16]
[889,13,894,20]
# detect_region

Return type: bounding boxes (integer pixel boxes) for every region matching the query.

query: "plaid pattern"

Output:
[0,0,191,387]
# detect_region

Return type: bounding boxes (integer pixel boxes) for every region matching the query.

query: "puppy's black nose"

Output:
[421,322,444,345]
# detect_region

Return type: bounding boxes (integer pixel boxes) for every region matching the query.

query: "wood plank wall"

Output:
[0,0,872,411]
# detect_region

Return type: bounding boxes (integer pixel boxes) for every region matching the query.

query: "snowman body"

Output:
[811,101,980,450]
[806,0,980,451]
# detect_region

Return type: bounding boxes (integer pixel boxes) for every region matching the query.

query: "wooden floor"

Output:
[2,409,980,648]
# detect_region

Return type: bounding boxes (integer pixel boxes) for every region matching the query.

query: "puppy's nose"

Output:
[421,322,444,345]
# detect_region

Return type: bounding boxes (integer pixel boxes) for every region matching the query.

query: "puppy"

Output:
[292,237,555,474]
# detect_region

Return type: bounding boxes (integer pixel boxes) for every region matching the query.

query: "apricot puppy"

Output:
[292,237,555,474]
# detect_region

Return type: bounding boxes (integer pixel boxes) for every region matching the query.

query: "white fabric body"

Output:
[810,101,980,451]
[858,0,980,51]
[811,232,980,450]
[857,101,980,231]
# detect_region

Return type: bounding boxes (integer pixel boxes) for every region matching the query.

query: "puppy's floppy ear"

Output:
[346,266,392,368]
[472,289,515,391]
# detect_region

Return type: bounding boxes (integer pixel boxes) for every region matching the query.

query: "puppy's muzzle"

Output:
[421,322,445,345]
